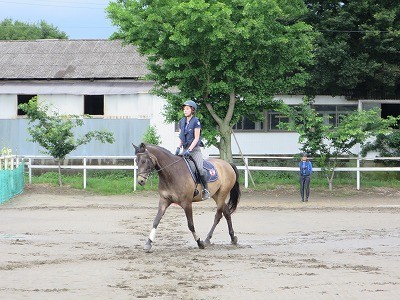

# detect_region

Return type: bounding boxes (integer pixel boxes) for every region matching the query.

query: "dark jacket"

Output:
[178,116,202,149]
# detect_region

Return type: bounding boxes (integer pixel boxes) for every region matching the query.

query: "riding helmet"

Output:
[182,100,197,112]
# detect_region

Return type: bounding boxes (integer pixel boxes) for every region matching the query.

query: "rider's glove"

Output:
[183,149,191,157]
[175,147,181,155]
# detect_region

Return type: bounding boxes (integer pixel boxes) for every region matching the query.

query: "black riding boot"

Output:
[200,174,210,200]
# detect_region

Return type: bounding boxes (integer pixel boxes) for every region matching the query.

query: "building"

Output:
[0,39,398,157]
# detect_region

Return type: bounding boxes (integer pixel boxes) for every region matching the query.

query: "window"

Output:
[17,94,37,116]
[267,111,289,131]
[381,103,400,129]
[84,95,104,115]
[313,105,357,127]
[233,116,264,131]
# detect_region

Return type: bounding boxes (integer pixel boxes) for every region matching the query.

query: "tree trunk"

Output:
[58,159,63,187]
[328,178,333,191]
[218,124,233,162]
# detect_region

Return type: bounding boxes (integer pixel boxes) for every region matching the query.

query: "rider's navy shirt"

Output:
[178,116,201,149]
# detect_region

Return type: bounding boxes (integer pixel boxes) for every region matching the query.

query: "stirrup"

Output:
[202,189,210,200]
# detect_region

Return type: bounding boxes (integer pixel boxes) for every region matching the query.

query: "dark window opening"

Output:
[313,105,357,127]
[381,104,400,129]
[233,116,264,131]
[17,94,37,115]
[84,95,104,115]
[268,111,289,131]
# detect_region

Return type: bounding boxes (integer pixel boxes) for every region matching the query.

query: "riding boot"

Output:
[200,174,210,200]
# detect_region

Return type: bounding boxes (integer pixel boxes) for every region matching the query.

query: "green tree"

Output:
[361,131,400,175]
[19,98,115,186]
[142,125,161,145]
[279,97,399,190]
[107,0,315,161]
[0,18,68,40]
[303,1,400,98]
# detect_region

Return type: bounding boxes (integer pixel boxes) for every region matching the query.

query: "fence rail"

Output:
[23,155,400,191]
[0,155,23,170]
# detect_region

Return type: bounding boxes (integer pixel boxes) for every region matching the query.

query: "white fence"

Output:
[235,156,400,190]
[24,155,400,191]
[26,156,138,191]
[0,155,23,170]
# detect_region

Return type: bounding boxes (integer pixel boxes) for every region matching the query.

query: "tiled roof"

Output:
[0,39,149,80]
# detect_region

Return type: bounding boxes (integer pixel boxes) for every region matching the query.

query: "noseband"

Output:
[136,152,156,180]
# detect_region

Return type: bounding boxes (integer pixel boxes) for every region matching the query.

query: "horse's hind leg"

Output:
[204,207,223,245]
[222,205,238,245]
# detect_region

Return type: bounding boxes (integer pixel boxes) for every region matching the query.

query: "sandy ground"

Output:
[0,184,400,299]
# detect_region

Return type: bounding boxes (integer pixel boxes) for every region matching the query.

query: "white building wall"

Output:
[0,94,16,119]
[41,94,83,115]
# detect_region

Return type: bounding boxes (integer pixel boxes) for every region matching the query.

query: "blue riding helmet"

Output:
[182,100,197,112]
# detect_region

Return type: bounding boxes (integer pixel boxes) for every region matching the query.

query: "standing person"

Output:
[299,152,312,202]
[175,100,210,200]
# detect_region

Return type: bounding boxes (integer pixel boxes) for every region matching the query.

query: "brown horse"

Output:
[133,143,241,252]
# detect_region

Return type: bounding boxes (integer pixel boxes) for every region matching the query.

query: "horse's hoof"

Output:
[204,238,211,245]
[197,239,205,249]
[144,240,153,252]
[231,236,238,245]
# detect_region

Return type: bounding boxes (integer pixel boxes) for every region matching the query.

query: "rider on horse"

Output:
[175,100,211,200]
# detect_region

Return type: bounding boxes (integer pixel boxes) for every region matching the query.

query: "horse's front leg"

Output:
[183,203,205,249]
[144,198,170,252]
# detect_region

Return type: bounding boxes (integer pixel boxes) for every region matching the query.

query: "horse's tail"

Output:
[228,163,241,214]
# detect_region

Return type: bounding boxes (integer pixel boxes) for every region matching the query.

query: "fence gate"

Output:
[0,156,25,204]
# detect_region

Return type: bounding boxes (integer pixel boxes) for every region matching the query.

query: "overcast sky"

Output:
[0,0,117,39]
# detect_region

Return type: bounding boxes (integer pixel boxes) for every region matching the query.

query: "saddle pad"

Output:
[184,159,219,183]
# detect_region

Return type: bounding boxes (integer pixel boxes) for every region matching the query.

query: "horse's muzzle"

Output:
[138,176,147,186]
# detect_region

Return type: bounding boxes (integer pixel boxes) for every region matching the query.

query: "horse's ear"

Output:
[132,143,139,154]
[139,143,146,151]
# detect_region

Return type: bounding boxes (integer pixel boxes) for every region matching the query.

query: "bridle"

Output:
[136,151,182,180]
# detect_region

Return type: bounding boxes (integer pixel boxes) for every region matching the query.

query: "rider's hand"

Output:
[183,149,191,157]
[175,147,180,155]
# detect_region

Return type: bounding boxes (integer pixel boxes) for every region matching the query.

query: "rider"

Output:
[175,100,211,200]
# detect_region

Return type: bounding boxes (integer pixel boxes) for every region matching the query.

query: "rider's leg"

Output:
[189,148,210,200]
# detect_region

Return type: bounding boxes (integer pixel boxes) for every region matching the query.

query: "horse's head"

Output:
[133,143,158,186]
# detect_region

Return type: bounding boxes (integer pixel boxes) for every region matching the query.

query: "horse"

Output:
[132,143,241,252]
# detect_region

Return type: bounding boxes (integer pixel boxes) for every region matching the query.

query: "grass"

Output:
[26,169,400,195]
[27,170,159,195]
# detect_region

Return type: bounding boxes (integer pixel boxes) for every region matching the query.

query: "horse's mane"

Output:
[145,143,174,157]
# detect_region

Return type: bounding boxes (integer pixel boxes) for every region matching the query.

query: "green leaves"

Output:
[107,0,315,160]
[18,97,115,160]
[304,0,400,98]
[278,96,399,189]
[0,18,68,40]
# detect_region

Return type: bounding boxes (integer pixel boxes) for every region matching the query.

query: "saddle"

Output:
[183,157,218,184]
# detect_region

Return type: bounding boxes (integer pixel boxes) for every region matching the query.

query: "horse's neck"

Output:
[147,145,185,179]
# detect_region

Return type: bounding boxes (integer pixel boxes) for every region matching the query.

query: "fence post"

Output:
[83,157,87,189]
[133,157,137,191]
[356,157,360,190]
[28,158,32,184]
[244,157,249,188]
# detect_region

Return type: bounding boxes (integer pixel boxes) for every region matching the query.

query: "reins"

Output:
[136,153,183,179]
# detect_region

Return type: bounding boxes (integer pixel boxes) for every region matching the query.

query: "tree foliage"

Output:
[361,131,400,169]
[142,125,161,145]
[19,98,115,186]
[107,0,315,161]
[0,18,68,40]
[303,0,400,98]
[279,97,399,190]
